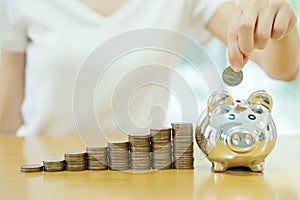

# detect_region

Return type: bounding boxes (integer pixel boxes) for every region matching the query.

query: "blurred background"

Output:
[170,0,300,136]
[1,1,299,136]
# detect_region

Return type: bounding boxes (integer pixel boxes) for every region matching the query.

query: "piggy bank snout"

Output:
[226,126,258,153]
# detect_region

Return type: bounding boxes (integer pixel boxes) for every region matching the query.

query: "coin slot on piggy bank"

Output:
[195,90,277,172]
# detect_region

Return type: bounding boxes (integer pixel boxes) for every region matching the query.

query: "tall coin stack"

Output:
[108,141,130,171]
[86,146,108,170]
[171,123,194,169]
[129,134,151,170]
[64,152,87,171]
[151,128,172,170]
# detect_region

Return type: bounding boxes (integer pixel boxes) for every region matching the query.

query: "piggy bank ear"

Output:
[247,90,273,111]
[208,90,234,113]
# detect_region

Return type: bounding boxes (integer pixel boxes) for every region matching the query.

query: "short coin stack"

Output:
[86,146,108,170]
[151,128,172,170]
[64,152,87,171]
[129,134,151,170]
[20,164,44,172]
[43,159,65,172]
[108,141,129,171]
[172,123,194,169]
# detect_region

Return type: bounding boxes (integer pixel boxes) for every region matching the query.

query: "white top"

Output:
[0,0,229,138]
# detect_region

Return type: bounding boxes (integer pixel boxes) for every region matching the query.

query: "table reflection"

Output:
[195,169,298,200]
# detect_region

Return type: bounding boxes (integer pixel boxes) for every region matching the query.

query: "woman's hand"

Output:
[228,0,297,71]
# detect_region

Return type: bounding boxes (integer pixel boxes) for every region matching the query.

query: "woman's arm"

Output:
[206,0,300,81]
[0,51,25,134]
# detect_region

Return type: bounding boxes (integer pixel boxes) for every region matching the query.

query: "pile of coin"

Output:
[108,141,129,171]
[20,164,44,172]
[21,122,198,173]
[151,128,172,170]
[172,123,194,169]
[43,159,65,172]
[86,146,108,170]
[64,152,87,171]
[129,134,151,170]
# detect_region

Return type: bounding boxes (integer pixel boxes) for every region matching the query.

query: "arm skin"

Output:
[0,51,25,134]
[206,0,300,81]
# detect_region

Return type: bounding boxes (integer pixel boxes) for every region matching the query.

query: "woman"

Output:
[0,0,299,136]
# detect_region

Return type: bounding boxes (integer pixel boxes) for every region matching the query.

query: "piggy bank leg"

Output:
[249,160,265,172]
[212,161,228,172]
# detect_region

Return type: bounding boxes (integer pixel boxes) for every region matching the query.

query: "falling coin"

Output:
[222,66,243,87]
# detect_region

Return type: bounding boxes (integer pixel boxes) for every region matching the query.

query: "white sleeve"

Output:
[0,0,28,52]
[189,0,233,45]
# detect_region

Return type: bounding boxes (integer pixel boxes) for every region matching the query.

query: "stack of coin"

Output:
[20,164,44,172]
[43,159,65,172]
[172,123,194,169]
[64,152,87,171]
[151,128,172,170]
[129,134,151,170]
[86,146,108,170]
[108,141,129,171]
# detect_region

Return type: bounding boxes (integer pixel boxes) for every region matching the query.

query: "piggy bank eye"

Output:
[252,108,263,114]
[248,114,256,120]
[228,114,236,120]
[215,106,231,115]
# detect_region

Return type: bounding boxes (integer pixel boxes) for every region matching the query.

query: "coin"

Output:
[171,123,194,169]
[129,134,151,170]
[43,159,65,172]
[20,164,44,172]
[64,151,87,171]
[86,146,108,170]
[151,128,172,170]
[21,122,199,172]
[222,66,243,87]
[108,141,129,171]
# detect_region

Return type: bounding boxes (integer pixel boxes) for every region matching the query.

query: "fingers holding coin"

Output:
[227,0,297,71]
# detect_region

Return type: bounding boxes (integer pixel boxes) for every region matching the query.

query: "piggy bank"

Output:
[196,90,277,172]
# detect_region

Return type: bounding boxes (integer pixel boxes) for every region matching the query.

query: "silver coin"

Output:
[171,122,194,169]
[222,66,243,87]
[129,134,152,170]
[43,159,65,164]
[20,164,44,172]
[43,159,66,172]
[108,141,130,170]
[150,128,173,170]
[64,151,86,157]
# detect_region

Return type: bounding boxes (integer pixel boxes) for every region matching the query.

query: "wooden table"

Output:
[0,135,299,200]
